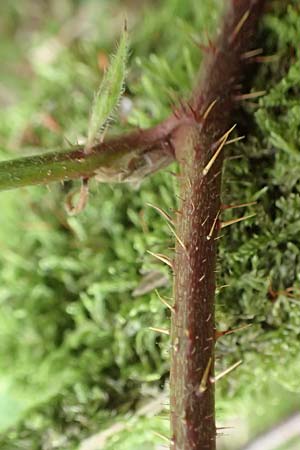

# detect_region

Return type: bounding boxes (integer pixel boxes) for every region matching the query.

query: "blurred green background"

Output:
[0,1,300,449]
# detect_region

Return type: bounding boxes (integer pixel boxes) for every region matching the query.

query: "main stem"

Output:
[170,1,265,449]
[171,124,220,449]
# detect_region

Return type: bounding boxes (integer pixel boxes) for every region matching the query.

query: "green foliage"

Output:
[0,1,300,450]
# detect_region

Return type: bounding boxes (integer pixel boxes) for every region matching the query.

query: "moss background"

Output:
[0,1,300,449]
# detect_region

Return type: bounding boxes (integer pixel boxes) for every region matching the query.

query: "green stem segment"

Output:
[0,120,178,191]
[0,147,110,190]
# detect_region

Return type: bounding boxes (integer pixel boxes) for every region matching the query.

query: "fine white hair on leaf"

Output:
[85,27,129,152]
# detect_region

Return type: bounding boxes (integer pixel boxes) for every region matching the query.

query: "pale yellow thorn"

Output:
[216,323,252,339]
[203,137,227,176]
[152,431,171,444]
[214,234,224,241]
[220,213,256,229]
[203,125,237,176]
[235,90,266,101]
[225,324,252,336]
[155,289,175,313]
[217,124,237,145]
[216,284,230,293]
[146,202,173,224]
[149,327,170,336]
[230,10,250,43]
[222,201,257,210]
[225,135,245,145]
[241,48,263,60]
[199,357,213,393]
[207,211,220,240]
[255,54,279,63]
[211,360,243,383]
[167,223,187,251]
[147,250,173,268]
[202,99,218,121]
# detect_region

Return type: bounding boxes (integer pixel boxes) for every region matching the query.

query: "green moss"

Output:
[0,1,300,449]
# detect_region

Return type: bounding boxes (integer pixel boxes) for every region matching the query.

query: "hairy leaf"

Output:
[86,28,129,151]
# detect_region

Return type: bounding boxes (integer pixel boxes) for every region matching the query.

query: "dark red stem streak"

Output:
[170,1,266,450]
[93,114,180,154]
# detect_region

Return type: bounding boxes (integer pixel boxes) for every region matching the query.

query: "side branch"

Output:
[0,118,178,191]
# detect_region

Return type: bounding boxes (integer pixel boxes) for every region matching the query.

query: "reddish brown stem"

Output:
[170,1,266,449]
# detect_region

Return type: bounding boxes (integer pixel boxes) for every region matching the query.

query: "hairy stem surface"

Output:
[170,1,266,449]
[0,118,178,191]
